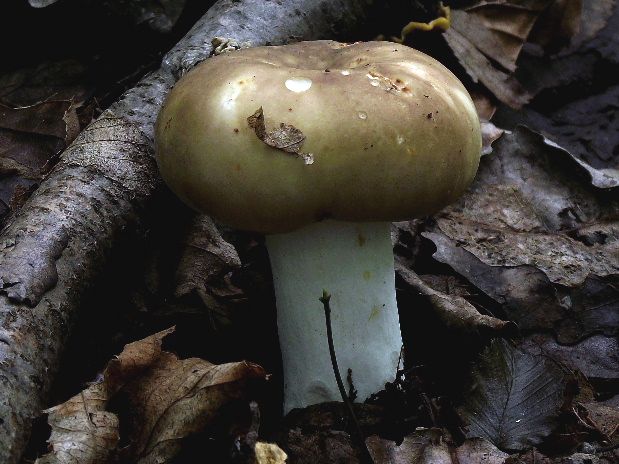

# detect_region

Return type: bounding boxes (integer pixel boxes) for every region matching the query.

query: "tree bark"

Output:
[0,0,375,461]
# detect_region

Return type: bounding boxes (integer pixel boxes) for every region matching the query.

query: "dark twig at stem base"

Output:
[320,290,375,464]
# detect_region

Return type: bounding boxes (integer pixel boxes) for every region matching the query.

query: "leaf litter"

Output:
[37,328,266,464]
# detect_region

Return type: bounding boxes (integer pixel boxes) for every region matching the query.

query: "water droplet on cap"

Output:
[285,77,312,92]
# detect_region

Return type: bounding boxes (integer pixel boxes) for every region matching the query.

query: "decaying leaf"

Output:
[427,126,619,288]
[528,0,583,51]
[425,231,619,343]
[175,214,243,321]
[481,120,504,155]
[521,334,619,383]
[459,339,567,451]
[443,27,531,108]
[255,442,288,463]
[446,1,582,107]
[34,328,176,464]
[580,401,619,441]
[36,383,119,464]
[455,437,509,464]
[284,429,360,464]
[366,429,451,464]
[396,259,512,334]
[37,328,266,463]
[247,107,314,165]
[498,93,619,188]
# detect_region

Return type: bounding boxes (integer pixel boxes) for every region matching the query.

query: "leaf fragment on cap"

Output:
[247,107,314,165]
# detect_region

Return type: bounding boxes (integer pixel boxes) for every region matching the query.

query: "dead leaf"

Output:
[446,1,582,107]
[175,214,243,322]
[498,93,619,188]
[0,60,92,108]
[428,127,619,288]
[255,442,288,463]
[33,328,176,464]
[37,328,266,464]
[0,60,90,220]
[455,438,509,463]
[459,339,567,451]
[528,0,582,51]
[521,334,619,383]
[247,107,314,165]
[580,402,619,440]
[443,27,531,108]
[35,384,119,464]
[283,429,360,464]
[366,429,451,463]
[396,259,512,334]
[481,121,504,155]
[123,355,266,463]
[425,231,619,344]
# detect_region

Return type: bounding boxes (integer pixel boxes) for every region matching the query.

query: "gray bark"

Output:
[0,0,375,461]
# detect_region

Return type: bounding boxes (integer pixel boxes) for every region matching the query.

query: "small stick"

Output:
[320,290,375,464]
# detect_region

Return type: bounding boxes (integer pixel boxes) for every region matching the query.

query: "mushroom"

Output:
[155,41,481,413]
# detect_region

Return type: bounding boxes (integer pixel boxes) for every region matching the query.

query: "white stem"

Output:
[266,220,402,413]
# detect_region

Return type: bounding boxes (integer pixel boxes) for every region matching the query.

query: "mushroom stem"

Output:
[266,220,402,413]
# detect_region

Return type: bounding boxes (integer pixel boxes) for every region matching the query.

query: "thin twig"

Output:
[320,290,375,464]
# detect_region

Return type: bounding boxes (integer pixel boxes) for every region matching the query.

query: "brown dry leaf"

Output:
[124,354,266,463]
[470,88,497,120]
[284,429,360,463]
[36,383,119,464]
[35,328,174,464]
[255,442,288,463]
[38,327,266,463]
[396,259,512,334]
[247,107,314,165]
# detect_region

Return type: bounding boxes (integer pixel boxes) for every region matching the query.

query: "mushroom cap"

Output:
[156,40,481,233]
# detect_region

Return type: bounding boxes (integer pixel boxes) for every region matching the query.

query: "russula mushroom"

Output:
[155,40,481,412]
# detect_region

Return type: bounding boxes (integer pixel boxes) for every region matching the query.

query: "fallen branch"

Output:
[0,0,375,461]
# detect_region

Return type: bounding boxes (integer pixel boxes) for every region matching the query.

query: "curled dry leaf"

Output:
[459,339,567,451]
[37,327,266,464]
[505,93,619,188]
[124,354,266,463]
[481,120,504,155]
[247,107,314,165]
[396,259,512,334]
[425,231,619,344]
[35,328,175,464]
[175,214,243,319]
